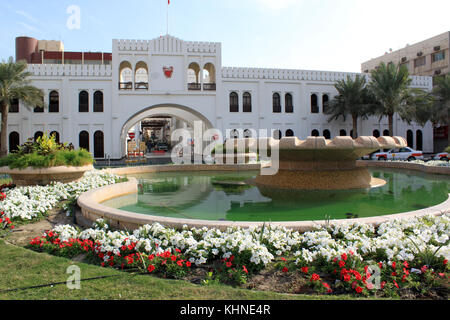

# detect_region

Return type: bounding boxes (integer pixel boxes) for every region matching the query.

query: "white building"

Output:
[8,35,434,159]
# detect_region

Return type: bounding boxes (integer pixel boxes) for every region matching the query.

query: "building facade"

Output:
[7,35,434,160]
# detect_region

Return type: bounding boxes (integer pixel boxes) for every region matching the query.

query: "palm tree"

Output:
[368,62,424,136]
[325,74,376,138]
[431,74,450,146]
[0,57,44,156]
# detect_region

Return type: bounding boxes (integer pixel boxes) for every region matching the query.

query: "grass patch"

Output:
[0,240,367,300]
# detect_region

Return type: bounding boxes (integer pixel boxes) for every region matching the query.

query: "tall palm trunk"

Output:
[388,114,394,137]
[352,115,358,139]
[0,101,8,157]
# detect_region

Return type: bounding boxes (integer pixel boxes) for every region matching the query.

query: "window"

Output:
[323,129,331,139]
[49,91,59,113]
[93,91,103,112]
[285,129,294,137]
[416,130,423,151]
[406,130,413,148]
[134,61,149,90]
[187,62,201,90]
[243,92,252,112]
[9,99,19,113]
[311,94,319,113]
[34,97,44,113]
[34,131,43,142]
[273,130,282,140]
[79,131,89,151]
[432,51,445,63]
[373,130,380,138]
[119,61,133,90]
[340,129,347,136]
[203,63,216,91]
[285,93,293,113]
[414,56,426,68]
[94,131,104,158]
[273,93,281,113]
[322,94,329,113]
[50,131,60,143]
[8,132,20,153]
[229,92,239,112]
[311,129,319,137]
[79,91,89,112]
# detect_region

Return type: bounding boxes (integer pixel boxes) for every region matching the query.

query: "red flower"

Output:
[341,253,348,261]
[392,261,396,269]
[148,254,155,261]
[339,260,345,268]
[393,280,399,289]
[147,265,155,273]
[310,273,320,281]
[403,261,409,268]
[242,265,248,274]
[282,267,288,273]
[443,259,448,266]
[186,261,192,267]
[343,274,351,282]
[280,257,287,262]
[381,281,386,289]
[301,266,309,274]
[355,286,363,294]
[421,265,428,274]
[226,262,232,268]
[171,255,177,261]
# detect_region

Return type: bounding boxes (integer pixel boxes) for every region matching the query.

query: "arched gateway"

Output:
[119,104,215,158]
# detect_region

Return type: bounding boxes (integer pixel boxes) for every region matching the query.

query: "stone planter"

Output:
[0,164,94,186]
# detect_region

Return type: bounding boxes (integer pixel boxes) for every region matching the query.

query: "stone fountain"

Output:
[228,136,407,191]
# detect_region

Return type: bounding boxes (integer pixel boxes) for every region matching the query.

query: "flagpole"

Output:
[166,0,169,35]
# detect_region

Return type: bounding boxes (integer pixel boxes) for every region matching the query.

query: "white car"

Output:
[433,152,449,161]
[371,147,424,161]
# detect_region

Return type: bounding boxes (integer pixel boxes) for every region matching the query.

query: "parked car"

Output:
[361,149,390,160]
[371,147,424,161]
[433,152,449,161]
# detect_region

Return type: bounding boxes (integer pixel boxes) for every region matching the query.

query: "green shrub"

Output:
[0,133,93,169]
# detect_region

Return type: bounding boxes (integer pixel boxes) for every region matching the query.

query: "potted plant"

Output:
[0,133,94,186]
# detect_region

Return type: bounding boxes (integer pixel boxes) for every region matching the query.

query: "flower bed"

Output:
[0,170,122,222]
[389,160,450,167]
[28,214,449,298]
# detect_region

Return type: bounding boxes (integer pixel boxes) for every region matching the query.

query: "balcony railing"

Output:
[203,83,216,91]
[188,83,201,91]
[135,82,149,90]
[119,82,133,90]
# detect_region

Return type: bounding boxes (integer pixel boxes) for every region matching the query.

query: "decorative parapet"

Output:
[114,35,220,54]
[221,67,432,88]
[27,64,112,77]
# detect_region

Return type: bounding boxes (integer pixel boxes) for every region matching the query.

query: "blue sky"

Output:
[0,0,449,72]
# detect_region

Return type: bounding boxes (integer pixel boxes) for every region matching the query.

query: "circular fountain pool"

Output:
[101,168,450,222]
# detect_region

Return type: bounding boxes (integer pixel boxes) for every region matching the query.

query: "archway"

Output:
[119,104,214,158]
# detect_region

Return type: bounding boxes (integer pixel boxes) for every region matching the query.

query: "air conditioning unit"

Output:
[401,57,407,62]
[417,52,423,57]
[434,46,441,51]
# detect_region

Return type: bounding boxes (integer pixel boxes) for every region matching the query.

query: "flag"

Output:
[168,0,170,4]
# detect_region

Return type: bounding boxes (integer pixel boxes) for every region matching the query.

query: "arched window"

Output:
[416,130,423,151]
[340,129,347,136]
[407,130,414,148]
[323,129,331,139]
[34,96,44,113]
[229,92,239,112]
[322,94,329,113]
[311,94,319,113]
[79,91,89,112]
[311,129,320,137]
[134,61,149,90]
[50,131,60,143]
[243,92,252,112]
[273,93,281,113]
[230,129,239,139]
[79,131,89,151]
[243,129,252,138]
[8,131,20,153]
[285,129,294,137]
[49,90,59,113]
[9,98,19,113]
[93,91,103,112]
[273,130,282,140]
[383,129,390,136]
[187,62,201,90]
[373,130,380,138]
[119,61,133,90]
[203,63,216,91]
[285,93,293,113]
[94,131,104,158]
[34,131,43,142]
